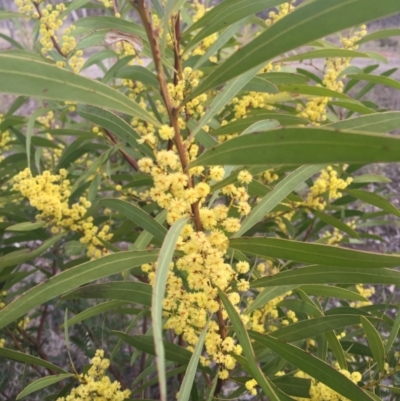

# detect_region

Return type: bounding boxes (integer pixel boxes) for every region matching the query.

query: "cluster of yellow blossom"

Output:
[14,1,83,73]
[136,124,261,377]
[0,114,12,163]
[305,166,352,210]
[221,1,297,129]
[167,67,208,119]
[12,168,112,258]
[263,169,279,184]
[323,220,356,245]
[57,349,131,401]
[98,0,112,8]
[350,284,375,308]
[190,1,218,60]
[136,127,294,376]
[266,1,296,27]
[295,369,362,401]
[298,25,367,124]
[36,111,65,166]
[38,4,67,54]
[245,378,258,396]
[231,92,275,120]
[14,0,36,16]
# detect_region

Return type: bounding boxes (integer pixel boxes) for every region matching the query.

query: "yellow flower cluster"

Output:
[295,369,362,401]
[38,4,67,54]
[350,284,375,308]
[18,1,83,73]
[137,124,261,376]
[245,378,258,396]
[167,67,208,118]
[323,220,355,245]
[36,111,65,166]
[13,168,112,258]
[298,26,367,124]
[305,166,352,210]
[57,350,131,401]
[263,169,279,184]
[221,2,296,131]
[190,1,218,59]
[231,92,275,120]
[0,114,12,163]
[98,0,112,8]
[14,0,35,16]
[265,1,296,27]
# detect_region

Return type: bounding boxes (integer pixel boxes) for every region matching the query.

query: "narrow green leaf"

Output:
[385,310,400,353]
[352,174,391,184]
[63,282,152,307]
[153,217,189,401]
[61,301,129,328]
[0,233,64,272]
[177,322,209,401]
[185,0,287,45]
[77,105,154,158]
[233,165,323,238]
[299,285,368,302]
[0,348,67,374]
[6,221,46,232]
[101,55,136,84]
[356,29,400,45]
[230,237,400,268]
[245,285,298,315]
[278,84,349,99]
[279,49,377,63]
[112,333,195,367]
[219,290,285,401]
[242,76,278,94]
[0,51,159,126]
[26,108,47,170]
[330,99,374,115]
[193,19,248,70]
[251,266,400,288]
[271,315,365,343]
[250,331,374,401]
[0,11,26,20]
[360,317,385,373]
[70,147,115,194]
[313,210,359,239]
[258,72,309,85]
[99,199,167,241]
[73,16,145,38]
[0,32,24,49]
[325,331,347,369]
[0,250,158,330]
[16,374,74,400]
[189,0,400,97]
[132,210,167,251]
[114,65,159,87]
[60,0,90,18]
[189,128,400,167]
[210,113,308,137]
[272,376,311,399]
[81,50,116,71]
[347,73,400,92]
[346,189,400,218]
[188,66,260,140]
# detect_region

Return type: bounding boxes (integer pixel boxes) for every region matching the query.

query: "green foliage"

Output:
[1,0,400,400]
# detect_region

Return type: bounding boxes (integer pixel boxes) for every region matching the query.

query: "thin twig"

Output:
[104,129,139,170]
[133,0,202,231]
